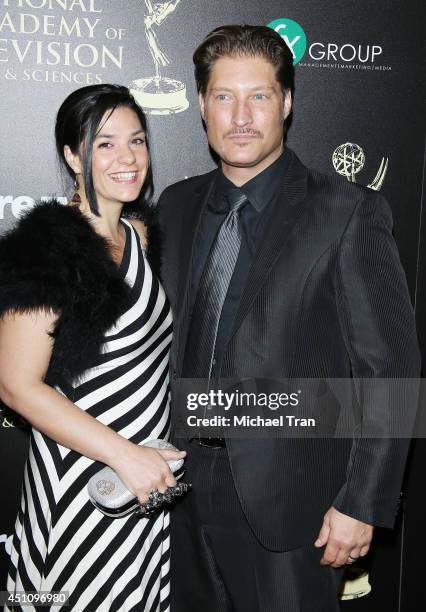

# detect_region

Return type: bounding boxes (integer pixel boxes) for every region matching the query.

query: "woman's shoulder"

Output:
[1,199,90,253]
[0,198,124,261]
[0,199,134,384]
[0,199,121,315]
[0,200,73,316]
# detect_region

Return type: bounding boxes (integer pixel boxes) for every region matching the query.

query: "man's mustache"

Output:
[225,128,263,138]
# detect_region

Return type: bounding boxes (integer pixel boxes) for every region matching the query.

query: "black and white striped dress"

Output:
[6,220,173,612]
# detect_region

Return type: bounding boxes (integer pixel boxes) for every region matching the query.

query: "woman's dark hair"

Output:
[193,25,295,98]
[55,84,152,216]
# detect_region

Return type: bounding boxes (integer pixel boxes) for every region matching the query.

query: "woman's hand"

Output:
[112,445,187,503]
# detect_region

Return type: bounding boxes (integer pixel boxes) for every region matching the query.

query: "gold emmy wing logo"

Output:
[130,0,189,115]
[332,143,388,190]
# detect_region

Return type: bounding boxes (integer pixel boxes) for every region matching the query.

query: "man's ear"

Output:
[63,145,82,175]
[199,93,206,122]
[283,90,292,120]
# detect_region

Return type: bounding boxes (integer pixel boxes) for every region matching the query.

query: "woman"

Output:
[0,84,185,611]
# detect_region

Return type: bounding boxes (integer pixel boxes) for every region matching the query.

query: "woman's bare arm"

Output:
[0,310,185,502]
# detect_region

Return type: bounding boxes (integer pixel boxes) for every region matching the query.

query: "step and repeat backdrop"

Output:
[0,1,424,609]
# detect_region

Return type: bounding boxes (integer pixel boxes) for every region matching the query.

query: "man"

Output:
[157,25,420,611]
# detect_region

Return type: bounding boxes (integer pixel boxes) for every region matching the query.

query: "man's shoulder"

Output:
[308,165,369,200]
[158,169,217,202]
[305,164,389,218]
[286,148,379,209]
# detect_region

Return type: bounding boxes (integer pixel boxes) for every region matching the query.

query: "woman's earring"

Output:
[70,178,81,204]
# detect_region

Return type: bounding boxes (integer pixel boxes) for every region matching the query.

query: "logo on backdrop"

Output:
[2,414,15,427]
[267,18,306,65]
[0,196,67,222]
[268,18,391,72]
[0,1,128,85]
[130,0,189,115]
[1,403,18,427]
[332,143,388,190]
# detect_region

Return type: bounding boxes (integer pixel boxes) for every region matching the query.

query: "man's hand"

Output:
[314,506,374,568]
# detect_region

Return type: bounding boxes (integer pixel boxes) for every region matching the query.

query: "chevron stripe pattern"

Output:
[6,220,173,612]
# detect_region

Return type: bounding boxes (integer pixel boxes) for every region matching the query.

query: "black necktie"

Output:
[183,190,248,378]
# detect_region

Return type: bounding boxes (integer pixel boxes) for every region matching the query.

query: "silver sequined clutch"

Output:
[87,439,190,518]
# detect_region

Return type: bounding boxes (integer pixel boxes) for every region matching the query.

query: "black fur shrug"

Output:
[0,199,160,386]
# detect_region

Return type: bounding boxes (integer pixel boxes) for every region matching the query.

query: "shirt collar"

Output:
[212,148,290,214]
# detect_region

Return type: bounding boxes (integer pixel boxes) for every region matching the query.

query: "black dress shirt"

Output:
[188,149,290,377]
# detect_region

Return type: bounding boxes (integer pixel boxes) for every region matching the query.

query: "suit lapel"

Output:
[229,150,309,338]
[175,170,217,369]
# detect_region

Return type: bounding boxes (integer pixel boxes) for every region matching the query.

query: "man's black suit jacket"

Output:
[157,149,420,551]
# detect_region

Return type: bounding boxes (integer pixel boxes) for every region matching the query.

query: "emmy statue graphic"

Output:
[130,0,189,115]
[332,142,388,191]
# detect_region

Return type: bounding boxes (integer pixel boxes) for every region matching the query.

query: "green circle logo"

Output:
[267,18,307,65]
